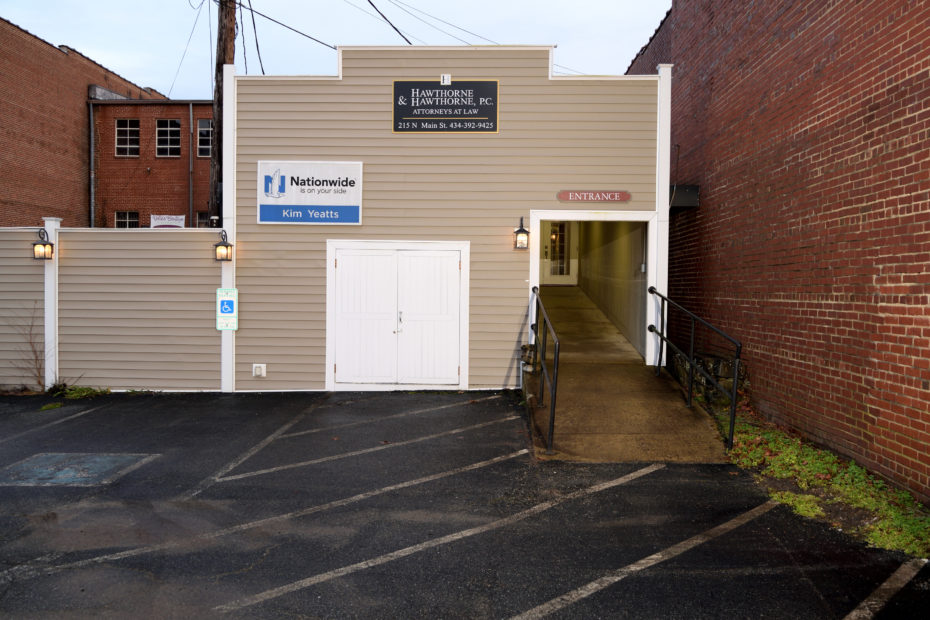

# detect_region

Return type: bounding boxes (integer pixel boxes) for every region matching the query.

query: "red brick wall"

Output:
[92,103,213,228]
[626,9,670,76]
[630,0,930,501]
[0,18,162,227]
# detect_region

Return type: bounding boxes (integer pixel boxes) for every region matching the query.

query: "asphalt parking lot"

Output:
[0,391,927,618]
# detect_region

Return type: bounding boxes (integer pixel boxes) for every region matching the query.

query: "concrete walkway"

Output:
[526,285,727,463]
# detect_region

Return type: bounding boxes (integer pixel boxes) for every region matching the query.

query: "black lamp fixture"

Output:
[214,230,233,261]
[32,229,54,260]
[513,217,529,250]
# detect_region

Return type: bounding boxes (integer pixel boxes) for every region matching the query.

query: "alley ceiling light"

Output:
[514,217,529,250]
[214,230,233,261]
[32,229,53,260]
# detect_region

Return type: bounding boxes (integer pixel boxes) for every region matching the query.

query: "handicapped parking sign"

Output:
[216,288,238,331]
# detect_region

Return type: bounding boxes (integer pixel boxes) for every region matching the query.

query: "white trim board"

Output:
[221,63,238,393]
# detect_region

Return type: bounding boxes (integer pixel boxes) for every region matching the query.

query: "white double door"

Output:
[334,248,461,385]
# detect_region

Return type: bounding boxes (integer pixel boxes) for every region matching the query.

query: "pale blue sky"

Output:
[0,0,670,99]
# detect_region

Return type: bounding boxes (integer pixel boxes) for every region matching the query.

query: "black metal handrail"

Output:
[529,286,560,453]
[647,286,742,449]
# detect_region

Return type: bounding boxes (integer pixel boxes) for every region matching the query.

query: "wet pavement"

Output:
[0,391,927,618]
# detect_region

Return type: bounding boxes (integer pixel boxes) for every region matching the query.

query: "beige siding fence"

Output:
[57,230,221,391]
[0,229,45,390]
[0,228,222,392]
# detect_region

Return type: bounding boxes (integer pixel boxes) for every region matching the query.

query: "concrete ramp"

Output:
[526,286,727,463]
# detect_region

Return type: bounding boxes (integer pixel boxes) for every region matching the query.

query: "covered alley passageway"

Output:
[527,218,725,462]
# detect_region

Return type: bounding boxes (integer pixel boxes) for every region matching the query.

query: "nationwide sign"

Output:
[393,80,498,133]
[557,190,632,203]
[257,161,362,225]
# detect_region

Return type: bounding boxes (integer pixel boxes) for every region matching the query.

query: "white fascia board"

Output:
[221,63,237,393]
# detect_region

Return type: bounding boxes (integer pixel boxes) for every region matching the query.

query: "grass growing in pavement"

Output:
[46,383,110,399]
[710,392,930,558]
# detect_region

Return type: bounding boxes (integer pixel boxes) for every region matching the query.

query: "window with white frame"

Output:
[115,211,139,228]
[156,119,181,157]
[197,119,212,158]
[116,119,139,157]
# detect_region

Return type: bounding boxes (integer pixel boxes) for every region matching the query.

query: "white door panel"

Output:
[397,251,460,384]
[334,250,398,383]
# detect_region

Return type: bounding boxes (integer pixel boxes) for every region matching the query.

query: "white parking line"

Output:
[217,416,520,482]
[0,449,529,581]
[214,463,666,613]
[176,395,503,500]
[508,500,778,620]
[0,406,104,446]
[279,394,502,439]
[843,557,928,619]
[175,405,315,500]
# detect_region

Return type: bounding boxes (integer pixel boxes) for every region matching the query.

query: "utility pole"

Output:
[209,0,236,226]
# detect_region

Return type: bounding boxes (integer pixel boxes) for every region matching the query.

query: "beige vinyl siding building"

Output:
[225,47,670,392]
[0,46,668,394]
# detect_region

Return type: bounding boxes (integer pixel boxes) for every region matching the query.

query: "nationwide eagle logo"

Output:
[263,169,285,198]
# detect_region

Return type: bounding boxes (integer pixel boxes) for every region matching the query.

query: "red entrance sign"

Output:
[557,190,632,203]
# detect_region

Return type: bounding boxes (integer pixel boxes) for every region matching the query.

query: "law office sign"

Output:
[393,80,498,133]
[257,161,363,225]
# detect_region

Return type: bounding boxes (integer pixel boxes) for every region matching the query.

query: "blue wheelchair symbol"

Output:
[220,300,235,314]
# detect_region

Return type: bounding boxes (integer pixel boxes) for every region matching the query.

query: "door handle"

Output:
[394,310,403,334]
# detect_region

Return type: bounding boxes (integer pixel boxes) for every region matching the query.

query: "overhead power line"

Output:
[208,0,213,87]
[367,0,412,45]
[205,0,583,79]
[340,0,427,44]
[388,0,495,44]
[385,0,585,75]
[385,0,469,44]
[225,0,336,50]
[246,0,265,74]
[170,0,206,96]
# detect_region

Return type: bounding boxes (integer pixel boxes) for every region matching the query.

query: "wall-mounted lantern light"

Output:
[214,230,233,261]
[513,217,529,250]
[32,229,54,260]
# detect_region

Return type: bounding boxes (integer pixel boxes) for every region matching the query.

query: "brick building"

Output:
[91,101,213,228]
[0,17,166,227]
[629,1,930,500]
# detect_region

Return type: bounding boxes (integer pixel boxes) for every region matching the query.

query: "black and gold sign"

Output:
[393,80,498,133]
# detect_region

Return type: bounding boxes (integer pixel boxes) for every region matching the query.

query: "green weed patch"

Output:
[714,393,930,557]
[47,383,110,400]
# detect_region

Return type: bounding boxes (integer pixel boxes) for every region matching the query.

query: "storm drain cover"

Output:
[0,453,159,487]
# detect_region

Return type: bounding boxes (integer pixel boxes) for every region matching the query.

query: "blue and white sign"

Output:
[258,161,363,225]
[216,288,238,331]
